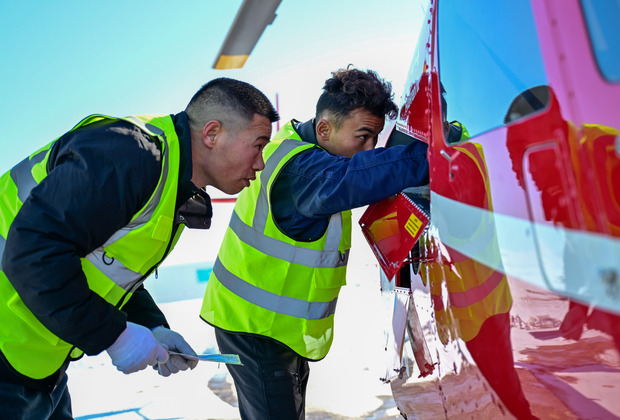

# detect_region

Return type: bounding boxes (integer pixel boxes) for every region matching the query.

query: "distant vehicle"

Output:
[370,0,620,418]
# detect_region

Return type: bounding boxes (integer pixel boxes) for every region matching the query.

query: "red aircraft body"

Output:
[210,0,619,418]
[367,0,620,418]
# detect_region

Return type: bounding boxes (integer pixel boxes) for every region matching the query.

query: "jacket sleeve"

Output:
[2,120,164,355]
[122,285,169,330]
[287,139,429,218]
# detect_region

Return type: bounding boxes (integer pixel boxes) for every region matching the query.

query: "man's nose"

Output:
[253,153,265,171]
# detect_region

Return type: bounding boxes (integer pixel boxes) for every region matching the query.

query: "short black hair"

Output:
[185,77,279,134]
[316,66,398,128]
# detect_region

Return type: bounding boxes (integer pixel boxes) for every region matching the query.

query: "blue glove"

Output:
[151,326,199,377]
[105,322,169,374]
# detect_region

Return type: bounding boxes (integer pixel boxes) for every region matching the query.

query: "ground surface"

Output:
[67,208,404,420]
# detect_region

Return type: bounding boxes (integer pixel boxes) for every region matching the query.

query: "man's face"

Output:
[319,108,385,157]
[210,114,272,194]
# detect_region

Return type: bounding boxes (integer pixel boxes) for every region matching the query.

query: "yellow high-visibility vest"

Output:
[0,114,183,380]
[201,121,352,360]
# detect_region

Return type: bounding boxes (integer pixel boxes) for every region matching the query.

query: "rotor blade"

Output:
[213,0,282,70]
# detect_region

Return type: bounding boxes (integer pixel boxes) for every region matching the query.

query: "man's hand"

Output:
[151,326,199,376]
[105,322,169,374]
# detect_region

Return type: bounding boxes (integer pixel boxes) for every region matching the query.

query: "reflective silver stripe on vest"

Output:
[4,150,46,270]
[3,116,170,293]
[229,210,349,268]
[85,118,170,250]
[253,139,304,234]
[3,149,51,272]
[10,150,47,204]
[324,212,344,251]
[0,233,5,272]
[237,138,349,267]
[7,116,170,290]
[84,249,142,291]
[114,117,170,232]
[257,139,347,253]
[83,118,171,288]
[213,257,338,320]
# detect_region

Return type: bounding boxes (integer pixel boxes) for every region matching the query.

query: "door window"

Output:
[580,0,620,82]
[437,0,548,139]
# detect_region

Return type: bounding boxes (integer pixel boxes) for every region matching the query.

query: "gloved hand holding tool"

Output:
[151,326,199,377]
[106,322,169,374]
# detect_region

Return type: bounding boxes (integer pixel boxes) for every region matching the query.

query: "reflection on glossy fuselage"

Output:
[382,0,620,418]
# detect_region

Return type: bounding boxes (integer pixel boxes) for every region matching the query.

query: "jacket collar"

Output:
[172,111,200,206]
[172,111,212,227]
[293,118,319,145]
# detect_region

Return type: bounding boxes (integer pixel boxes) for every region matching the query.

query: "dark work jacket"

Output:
[271,119,429,241]
[0,111,211,390]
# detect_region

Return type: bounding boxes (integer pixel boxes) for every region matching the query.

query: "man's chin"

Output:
[226,185,244,195]
[216,179,251,195]
[240,178,253,190]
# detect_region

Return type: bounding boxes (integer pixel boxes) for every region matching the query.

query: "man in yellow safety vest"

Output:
[0,77,279,419]
[201,67,430,419]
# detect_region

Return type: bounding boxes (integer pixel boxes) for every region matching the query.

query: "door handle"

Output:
[440,149,459,180]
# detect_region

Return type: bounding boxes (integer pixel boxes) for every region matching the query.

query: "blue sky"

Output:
[0,0,424,173]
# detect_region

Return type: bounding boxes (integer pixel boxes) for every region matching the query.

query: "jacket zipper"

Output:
[115,222,181,309]
[67,222,181,364]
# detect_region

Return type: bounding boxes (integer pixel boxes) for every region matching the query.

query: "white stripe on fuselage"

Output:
[431,191,620,314]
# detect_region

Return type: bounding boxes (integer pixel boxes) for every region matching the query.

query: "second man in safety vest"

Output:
[201,67,430,419]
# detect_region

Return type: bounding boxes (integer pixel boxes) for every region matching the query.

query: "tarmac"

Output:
[67,208,404,420]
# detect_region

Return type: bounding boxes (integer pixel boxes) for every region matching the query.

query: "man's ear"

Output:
[202,120,221,149]
[316,118,331,143]
[443,120,450,137]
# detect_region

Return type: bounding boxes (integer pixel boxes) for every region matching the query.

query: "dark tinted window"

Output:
[437,0,548,139]
[581,0,620,82]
